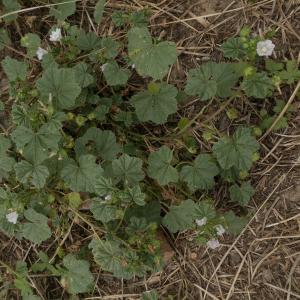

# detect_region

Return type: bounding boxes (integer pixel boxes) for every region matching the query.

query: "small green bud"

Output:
[244,66,255,77]
[252,152,260,162]
[29,89,39,98]
[240,26,251,37]
[239,170,249,180]
[272,75,281,87]
[148,82,160,94]
[66,112,74,120]
[75,115,86,127]
[226,108,238,120]
[253,127,262,137]
[203,131,213,141]
[47,105,54,116]
[87,113,96,120]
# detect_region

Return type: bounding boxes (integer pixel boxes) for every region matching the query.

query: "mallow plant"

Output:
[0,0,299,298]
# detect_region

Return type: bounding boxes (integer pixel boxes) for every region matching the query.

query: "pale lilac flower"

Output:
[195,217,207,227]
[215,224,225,236]
[36,47,48,60]
[6,211,18,224]
[207,239,220,249]
[256,40,275,57]
[101,63,108,72]
[49,28,62,42]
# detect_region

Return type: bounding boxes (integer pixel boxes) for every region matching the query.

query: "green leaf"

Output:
[94,104,110,121]
[60,155,103,193]
[222,37,246,59]
[21,33,41,57]
[61,254,94,294]
[49,0,76,21]
[147,146,178,185]
[0,155,15,180]
[142,290,158,300]
[76,31,102,51]
[94,0,106,24]
[0,135,15,180]
[223,211,247,234]
[0,135,11,154]
[265,60,284,73]
[162,199,197,233]
[11,123,61,164]
[36,66,81,109]
[90,199,118,223]
[89,239,135,279]
[130,82,177,124]
[101,37,120,59]
[15,161,49,188]
[121,185,146,206]
[213,127,259,171]
[67,192,82,209]
[185,62,238,100]
[125,201,161,224]
[195,200,216,220]
[279,60,300,84]
[229,181,254,206]
[0,28,11,50]
[103,61,131,86]
[94,176,114,196]
[112,154,145,184]
[2,56,28,81]
[180,154,219,192]
[2,0,21,22]
[75,127,120,161]
[73,62,94,87]
[22,209,51,244]
[128,27,177,80]
[241,72,274,99]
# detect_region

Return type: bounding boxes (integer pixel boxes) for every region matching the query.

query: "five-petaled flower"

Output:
[6,211,18,224]
[215,224,225,236]
[195,217,207,227]
[36,47,48,60]
[256,40,275,57]
[207,238,220,249]
[49,28,62,42]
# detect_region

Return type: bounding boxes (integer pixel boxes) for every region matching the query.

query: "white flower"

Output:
[6,211,18,224]
[207,239,220,249]
[131,64,136,69]
[49,28,62,42]
[36,47,48,60]
[195,217,207,227]
[104,194,112,201]
[256,40,275,57]
[101,63,108,72]
[215,224,225,236]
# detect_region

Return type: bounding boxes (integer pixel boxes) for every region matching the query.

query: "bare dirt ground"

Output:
[1,0,300,299]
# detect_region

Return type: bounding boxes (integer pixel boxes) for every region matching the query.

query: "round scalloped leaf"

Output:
[180,154,219,192]
[60,155,103,193]
[241,72,274,99]
[185,62,238,100]
[130,83,177,124]
[36,66,81,109]
[213,127,259,171]
[147,146,178,185]
[75,127,120,161]
[128,27,177,80]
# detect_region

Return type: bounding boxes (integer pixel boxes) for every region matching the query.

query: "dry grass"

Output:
[0,0,300,299]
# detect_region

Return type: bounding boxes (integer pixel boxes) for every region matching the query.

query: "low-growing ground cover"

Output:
[0,0,299,299]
